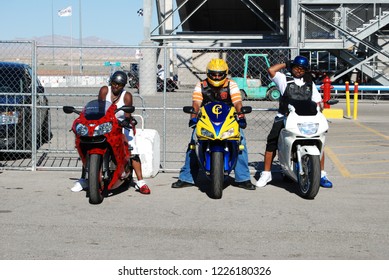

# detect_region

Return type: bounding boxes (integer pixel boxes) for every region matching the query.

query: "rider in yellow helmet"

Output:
[171,58,255,190]
[206,58,229,87]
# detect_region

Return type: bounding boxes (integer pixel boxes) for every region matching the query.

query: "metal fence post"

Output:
[31,41,37,171]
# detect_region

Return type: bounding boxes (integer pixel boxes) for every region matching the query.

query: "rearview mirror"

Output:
[241,106,252,114]
[63,106,75,114]
[118,106,135,114]
[326,99,339,105]
[183,106,196,114]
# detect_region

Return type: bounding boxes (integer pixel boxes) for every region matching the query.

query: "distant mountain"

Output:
[14,35,120,46]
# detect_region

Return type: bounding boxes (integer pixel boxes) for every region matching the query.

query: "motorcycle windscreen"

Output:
[289,100,318,116]
[203,102,231,135]
[83,100,112,120]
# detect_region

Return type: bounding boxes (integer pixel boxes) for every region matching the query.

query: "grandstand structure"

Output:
[148,0,389,85]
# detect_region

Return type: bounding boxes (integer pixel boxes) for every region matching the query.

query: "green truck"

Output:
[232,53,280,101]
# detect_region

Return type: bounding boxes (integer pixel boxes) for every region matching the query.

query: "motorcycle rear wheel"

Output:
[210,151,224,199]
[88,153,105,204]
[297,154,320,199]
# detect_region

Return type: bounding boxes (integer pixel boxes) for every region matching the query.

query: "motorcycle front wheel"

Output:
[210,151,224,199]
[88,153,105,204]
[297,154,321,199]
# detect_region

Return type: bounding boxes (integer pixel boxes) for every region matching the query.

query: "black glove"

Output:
[237,116,247,129]
[130,118,137,126]
[285,60,293,71]
[188,117,198,128]
[120,117,137,128]
[119,118,132,128]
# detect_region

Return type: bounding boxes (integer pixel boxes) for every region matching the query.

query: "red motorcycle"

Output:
[63,99,135,204]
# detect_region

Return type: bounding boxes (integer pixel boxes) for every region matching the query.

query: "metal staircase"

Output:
[300,3,389,85]
[347,11,389,46]
[151,1,389,85]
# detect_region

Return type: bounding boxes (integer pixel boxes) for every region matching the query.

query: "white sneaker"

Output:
[71,178,88,192]
[256,171,272,188]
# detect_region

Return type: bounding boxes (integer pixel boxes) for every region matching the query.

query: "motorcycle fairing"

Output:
[196,102,240,141]
[278,109,328,181]
[71,100,131,191]
[194,101,241,174]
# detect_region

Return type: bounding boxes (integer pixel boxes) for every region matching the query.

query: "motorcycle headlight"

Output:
[0,111,20,125]
[93,122,112,136]
[200,128,214,138]
[297,122,319,135]
[75,123,89,136]
[221,128,235,139]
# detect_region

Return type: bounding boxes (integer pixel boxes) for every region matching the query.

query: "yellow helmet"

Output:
[206,58,229,87]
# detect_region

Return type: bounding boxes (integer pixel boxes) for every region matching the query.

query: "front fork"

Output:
[295,144,321,176]
[296,144,304,176]
[84,150,110,181]
[102,152,111,180]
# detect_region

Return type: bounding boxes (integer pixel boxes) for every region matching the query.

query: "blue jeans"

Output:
[178,129,251,184]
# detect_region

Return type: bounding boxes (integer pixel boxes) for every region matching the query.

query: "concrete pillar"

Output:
[139,42,157,96]
[139,0,156,95]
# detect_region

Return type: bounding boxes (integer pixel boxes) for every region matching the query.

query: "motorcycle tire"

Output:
[88,153,105,204]
[210,151,224,199]
[297,154,321,199]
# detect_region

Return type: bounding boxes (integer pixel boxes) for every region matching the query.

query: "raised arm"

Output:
[268,62,287,79]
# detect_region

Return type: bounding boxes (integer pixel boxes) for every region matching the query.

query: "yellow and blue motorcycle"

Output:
[183,101,252,199]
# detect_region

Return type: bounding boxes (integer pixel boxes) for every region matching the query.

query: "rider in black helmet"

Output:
[110,70,128,86]
[72,70,151,195]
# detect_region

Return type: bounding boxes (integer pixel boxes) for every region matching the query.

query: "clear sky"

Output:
[0,0,150,45]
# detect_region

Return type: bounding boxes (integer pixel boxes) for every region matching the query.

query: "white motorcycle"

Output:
[278,99,337,199]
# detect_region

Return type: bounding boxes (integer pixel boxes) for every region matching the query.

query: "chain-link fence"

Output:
[0,41,52,169]
[2,2,389,172]
[1,41,292,172]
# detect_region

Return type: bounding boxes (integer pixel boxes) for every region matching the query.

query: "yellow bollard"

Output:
[345,81,351,118]
[353,82,358,120]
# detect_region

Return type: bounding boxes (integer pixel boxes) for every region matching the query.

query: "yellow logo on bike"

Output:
[212,104,222,118]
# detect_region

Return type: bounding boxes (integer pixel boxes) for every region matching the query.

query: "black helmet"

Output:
[110,71,128,86]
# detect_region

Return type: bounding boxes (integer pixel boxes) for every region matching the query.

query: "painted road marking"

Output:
[326,121,389,178]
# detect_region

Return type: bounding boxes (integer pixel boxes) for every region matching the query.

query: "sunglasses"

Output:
[111,81,125,87]
[292,66,307,72]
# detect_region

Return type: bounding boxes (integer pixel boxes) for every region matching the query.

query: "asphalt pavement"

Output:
[0,100,388,260]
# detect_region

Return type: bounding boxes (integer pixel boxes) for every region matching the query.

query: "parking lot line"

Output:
[355,122,389,140]
[326,120,389,179]
[325,146,351,177]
